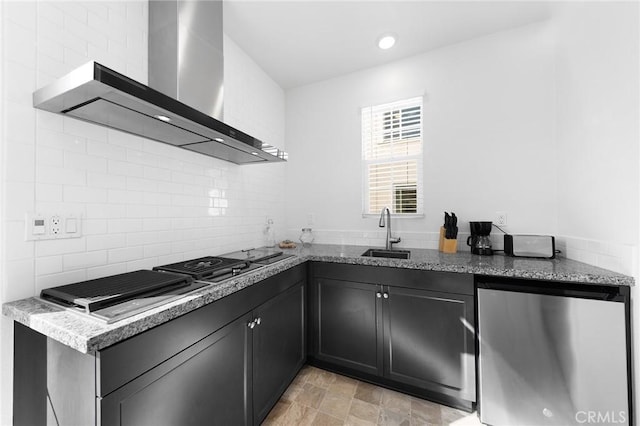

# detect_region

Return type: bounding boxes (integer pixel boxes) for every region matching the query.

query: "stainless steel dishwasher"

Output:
[477,279,631,426]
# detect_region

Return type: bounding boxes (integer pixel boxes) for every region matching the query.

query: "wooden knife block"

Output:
[439,227,458,254]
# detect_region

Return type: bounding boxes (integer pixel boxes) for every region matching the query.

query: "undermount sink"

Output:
[361,248,411,259]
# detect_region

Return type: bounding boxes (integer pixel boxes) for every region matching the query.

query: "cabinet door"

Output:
[382,286,475,402]
[312,278,382,376]
[100,313,253,426]
[253,282,306,424]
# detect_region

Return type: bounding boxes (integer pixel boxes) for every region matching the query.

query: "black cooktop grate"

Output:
[154,256,249,280]
[40,270,192,312]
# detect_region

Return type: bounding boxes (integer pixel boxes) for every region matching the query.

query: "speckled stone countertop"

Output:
[2,244,633,354]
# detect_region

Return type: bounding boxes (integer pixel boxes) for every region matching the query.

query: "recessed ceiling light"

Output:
[251,152,259,156]
[154,115,171,122]
[214,137,224,142]
[377,34,396,50]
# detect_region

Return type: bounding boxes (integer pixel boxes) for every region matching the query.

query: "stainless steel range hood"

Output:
[32,1,287,164]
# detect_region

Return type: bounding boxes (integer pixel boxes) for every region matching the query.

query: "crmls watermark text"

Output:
[575,411,627,424]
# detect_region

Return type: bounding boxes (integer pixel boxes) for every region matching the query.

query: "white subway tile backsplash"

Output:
[144,243,172,258]
[5,102,36,144]
[142,192,171,206]
[35,256,63,276]
[4,62,36,103]
[86,203,126,219]
[126,177,158,192]
[63,250,107,271]
[126,258,158,272]
[108,129,144,151]
[36,2,64,27]
[107,218,143,234]
[37,37,65,62]
[5,260,36,301]
[85,3,109,21]
[64,17,109,54]
[83,219,108,235]
[557,235,634,275]
[86,234,126,251]
[87,139,126,160]
[35,183,63,203]
[37,165,86,186]
[108,246,144,263]
[87,172,126,190]
[126,204,158,218]
[86,263,127,280]
[64,152,108,172]
[39,127,86,152]
[5,221,35,261]
[63,117,108,142]
[5,143,35,183]
[34,236,86,257]
[87,43,126,73]
[63,185,107,204]
[36,146,64,168]
[142,165,171,182]
[108,159,145,178]
[126,148,160,168]
[56,2,88,25]
[5,1,36,30]
[5,21,37,68]
[125,1,145,21]
[62,45,89,68]
[126,231,159,247]
[4,182,35,221]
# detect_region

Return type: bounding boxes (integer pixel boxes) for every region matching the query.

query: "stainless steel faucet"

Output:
[379,207,401,250]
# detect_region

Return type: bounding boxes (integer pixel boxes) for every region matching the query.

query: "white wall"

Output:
[0,1,286,423]
[285,22,557,249]
[552,1,639,274]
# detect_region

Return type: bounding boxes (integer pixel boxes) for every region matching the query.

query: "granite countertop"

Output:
[2,244,634,354]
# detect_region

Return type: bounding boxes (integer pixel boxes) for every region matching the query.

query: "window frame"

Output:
[361,96,424,218]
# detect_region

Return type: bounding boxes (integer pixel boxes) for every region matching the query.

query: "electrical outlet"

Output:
[495,211,507,227]
[50,215,61,235]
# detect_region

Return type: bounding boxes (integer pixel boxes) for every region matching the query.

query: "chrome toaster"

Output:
[504,234,555,259]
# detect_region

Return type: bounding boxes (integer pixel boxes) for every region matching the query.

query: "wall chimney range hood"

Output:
[32,1,287,165]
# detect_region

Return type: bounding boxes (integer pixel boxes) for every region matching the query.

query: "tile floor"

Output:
[262,365,483,426]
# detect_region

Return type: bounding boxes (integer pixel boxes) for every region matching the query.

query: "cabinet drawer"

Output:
[311,262,473,295]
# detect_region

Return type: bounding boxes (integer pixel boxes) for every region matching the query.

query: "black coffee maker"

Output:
[467,221,493,255]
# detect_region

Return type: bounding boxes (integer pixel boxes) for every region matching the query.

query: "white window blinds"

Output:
[362,97,423,215]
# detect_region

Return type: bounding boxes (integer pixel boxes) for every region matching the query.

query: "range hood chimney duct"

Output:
[149,0,224,121]
[32,0,286,164]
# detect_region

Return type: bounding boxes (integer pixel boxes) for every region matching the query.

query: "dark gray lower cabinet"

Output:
[383,286,475,402]
[309,262,476,409]
[100,312,252,426]
[252,283,306,424]
[313,278,382,376]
